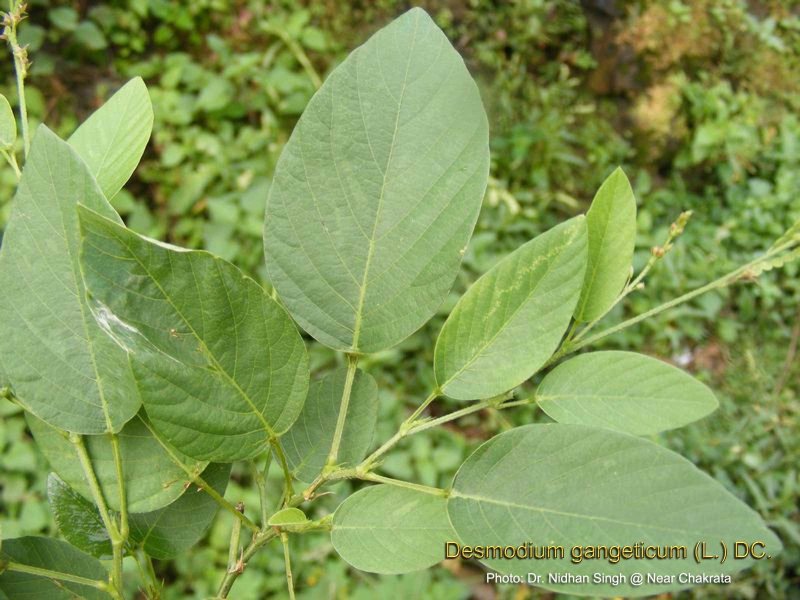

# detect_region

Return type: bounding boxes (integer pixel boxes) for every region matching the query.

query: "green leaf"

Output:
[0,126,139,434]
[283,368,377,481]
[47,473,113,559]
[264,7,489,353]
[331,485,453,574]
[68,77,153,200]
[448,424,782,597]
[28,412,205,513]
[268,508,309,527]
[47,464,230,560]
[0,94,16,149]
[0,536,110,599]
[537,351,718,435]
[434,217,587,400]
[78,207,309,461]
[574,167,637,322]
[127,462,230,559]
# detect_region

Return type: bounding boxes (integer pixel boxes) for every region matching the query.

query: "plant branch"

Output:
[216,529,277,598]
[3,561,111,591]
[562,245,792,357]
[69,433,123,592]
[109,433,129,542]
[0,147,20,178]
[142,418,259,532]
[2,1,31,158]
[262,24,322,89]
[280,533,296,600]
[253,452,272,526]
[404,389,439,426]
[271,437,293,504]
[226,502,244,574]
[360,472,448,497]
[326,353,358,467]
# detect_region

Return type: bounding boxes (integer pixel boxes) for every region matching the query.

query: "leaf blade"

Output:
[434,217,587,400]
[283,368,378,481]
[78,207,309,461]
[537,351,718,434]
[448,424,782,597]
[264,7,489,353]
[0,126,139,433]
[331,485,453,574]
[68,77,153,199]
[574,167,637,322]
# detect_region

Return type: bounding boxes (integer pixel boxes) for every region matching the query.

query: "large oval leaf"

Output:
[68,77,153,200]
[264,7,489,353]
[78,206,309,461]
[284,368,378,481]
[28,412,205,513]
[0,126,139,434]
[448,424,782,597]
[574,167,636,322]
[0,537,110,599]
[47,464,230,560]
[537,351,718,434]
[331,484,453,574]
[434,217,587,400]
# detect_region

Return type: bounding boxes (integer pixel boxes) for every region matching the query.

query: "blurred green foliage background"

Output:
[0,1,798,598]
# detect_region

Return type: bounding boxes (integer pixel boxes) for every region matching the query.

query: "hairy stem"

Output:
[3,1,30,157]
[253,453,272,526]
[326,354,358,467]
[69,433,123,592]
[3,561,112,592]
[271,437,294,504]
[226,502,244,573]
[280,533,296,600]
[142,418,259,532]
[403,389,439,426]
[360,472,448,497]
[109,433,129,543]
[216,530,277,598]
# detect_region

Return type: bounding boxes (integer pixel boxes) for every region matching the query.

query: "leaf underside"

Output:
[332,484,454,574]
[537,351,718,435]
[0,126,139,434]
[78,207,309,462]
[28,412,206,513]
[435,217,587,400]
[284,367,378,482]
[448,424,782,597]
[264,7,490,353]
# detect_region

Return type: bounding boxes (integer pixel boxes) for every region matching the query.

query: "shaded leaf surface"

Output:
[537,351,718,434]
[28,413,205,513]
[68,77,153,200]
[284,368,377,481]
[448,424,782,597]
[47,465,230,560]
[78,207,309,461]
[0,536,109,599]
[332,485,453,574]
[0,94,15,148]
[264,7,489,353]
[574,167,637,322]
[435,217,587,400]
[0,126,138,434]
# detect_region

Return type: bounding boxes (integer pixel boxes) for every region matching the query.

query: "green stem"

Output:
[326,354,358,467]
[141,418,259,532]
[280,533,296,600]
[68,433,123,592]
[216,529,277,598]
[0,147,20,178]
[253,453,272,527]
[263,25,322,89]
[226,502,244,574]
[3,561,111,591]
[4,2,30,158]
[271,437,294,504]
[404,389,439,425]
[566,248,786,356]
[109,433,129,542]
[360,472,448,497]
